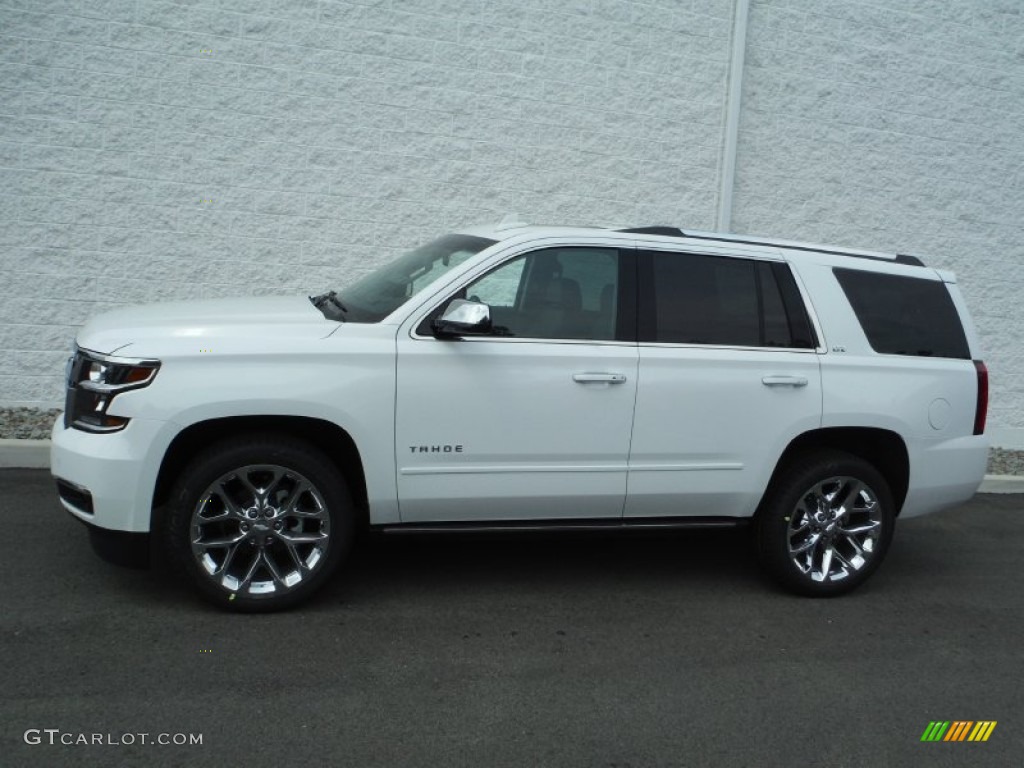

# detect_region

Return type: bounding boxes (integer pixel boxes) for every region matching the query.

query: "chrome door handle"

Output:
[573,373,627,384]
[762,375,808,387]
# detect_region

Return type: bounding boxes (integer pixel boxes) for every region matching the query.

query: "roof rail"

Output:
[617,226,926,267]
[495,213,529,232]
[618,226,687,237]
[895,254,925,266]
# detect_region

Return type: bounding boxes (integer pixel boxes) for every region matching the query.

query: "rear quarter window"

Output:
[833,268,970,359]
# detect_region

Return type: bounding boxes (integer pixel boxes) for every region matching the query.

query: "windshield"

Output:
[328,234,497,323]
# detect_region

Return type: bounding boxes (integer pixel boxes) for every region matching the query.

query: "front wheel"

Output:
[164,434,353,612]
[756,451,894,597]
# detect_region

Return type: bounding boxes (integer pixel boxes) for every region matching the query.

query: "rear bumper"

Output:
[901,434,988,518]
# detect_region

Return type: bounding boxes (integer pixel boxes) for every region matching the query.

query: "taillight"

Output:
[973,360,988,436]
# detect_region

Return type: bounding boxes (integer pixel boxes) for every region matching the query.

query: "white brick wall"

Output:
[735,0,1024,443]
[0,0,1021,444]
[0,0,730,407]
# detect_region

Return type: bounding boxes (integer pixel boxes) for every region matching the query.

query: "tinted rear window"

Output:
[646,252,816,348]
[833,268,969,359]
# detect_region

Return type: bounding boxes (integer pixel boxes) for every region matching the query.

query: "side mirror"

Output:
[432,299,492,338]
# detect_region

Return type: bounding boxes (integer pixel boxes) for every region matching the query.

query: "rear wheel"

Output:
[164,434,352,612]
[756,451,894,596]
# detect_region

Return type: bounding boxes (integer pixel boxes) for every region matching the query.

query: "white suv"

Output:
[51,222,989,611]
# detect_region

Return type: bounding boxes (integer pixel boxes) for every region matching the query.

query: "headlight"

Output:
[81,359,159,389]
[65,348,161,433]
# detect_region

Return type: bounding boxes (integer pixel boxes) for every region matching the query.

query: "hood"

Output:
[77,295,335,355]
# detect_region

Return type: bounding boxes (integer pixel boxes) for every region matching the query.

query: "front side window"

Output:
[642,251,815,348]
[435,247,624,341]
[332,234,496,323]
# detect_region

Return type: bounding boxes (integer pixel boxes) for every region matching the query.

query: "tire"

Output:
[755,451,894,597]
[164,433,353,612]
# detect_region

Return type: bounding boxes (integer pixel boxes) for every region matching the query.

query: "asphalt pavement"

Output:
[1,468,1021,768]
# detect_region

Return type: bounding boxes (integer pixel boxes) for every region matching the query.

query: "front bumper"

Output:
[61,505,151,568]
[50,414,175,533]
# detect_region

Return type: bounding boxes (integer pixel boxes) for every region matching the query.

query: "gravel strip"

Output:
[0,408,62,439]
[2,407,1022,474]
[988,447,1024,476]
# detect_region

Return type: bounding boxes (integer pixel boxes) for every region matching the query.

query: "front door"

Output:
[395,245,638,522]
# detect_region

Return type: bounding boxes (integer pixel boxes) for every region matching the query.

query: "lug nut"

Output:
[240,523,249,532]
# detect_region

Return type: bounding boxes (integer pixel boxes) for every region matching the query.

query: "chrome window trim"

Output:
[636,341,820,354]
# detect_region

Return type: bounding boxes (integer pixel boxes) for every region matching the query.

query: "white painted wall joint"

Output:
[716,0,751,234]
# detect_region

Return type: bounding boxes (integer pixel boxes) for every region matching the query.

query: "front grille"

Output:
[63,349,84,429]
[56,478,94,515]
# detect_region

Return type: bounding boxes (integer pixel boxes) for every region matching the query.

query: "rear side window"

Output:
[833,268,969,359]
[642,251,816,348]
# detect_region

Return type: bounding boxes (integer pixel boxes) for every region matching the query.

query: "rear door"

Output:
[625,246,823,518]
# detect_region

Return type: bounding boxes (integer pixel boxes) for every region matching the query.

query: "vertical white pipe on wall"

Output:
[716,0,751,233]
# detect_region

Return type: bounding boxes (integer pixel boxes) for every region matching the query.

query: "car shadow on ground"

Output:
[86,494,1020,613]
[119,524,764,611]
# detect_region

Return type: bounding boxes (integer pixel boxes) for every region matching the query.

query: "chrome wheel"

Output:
[787,476,883,584]
[190,464,331,598]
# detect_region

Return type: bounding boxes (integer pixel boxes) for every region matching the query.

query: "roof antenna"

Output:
[496,213,528,231]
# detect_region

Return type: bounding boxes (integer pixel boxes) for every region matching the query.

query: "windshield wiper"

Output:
[309,291,348,319]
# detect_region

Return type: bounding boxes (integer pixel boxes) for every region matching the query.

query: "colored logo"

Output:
[921,721,997,742]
